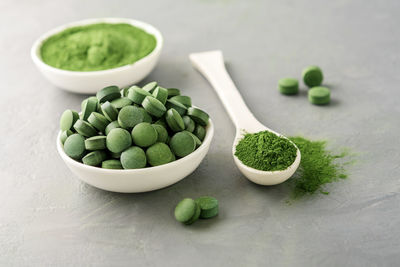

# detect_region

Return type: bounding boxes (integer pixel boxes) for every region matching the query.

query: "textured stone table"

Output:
[1,0,399,266]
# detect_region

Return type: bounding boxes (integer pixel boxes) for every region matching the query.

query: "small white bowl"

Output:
[56,120,214,193]
[31,18,163,94]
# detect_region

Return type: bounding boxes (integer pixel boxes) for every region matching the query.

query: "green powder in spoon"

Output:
[235,131,297,171]
[40,23,157,71]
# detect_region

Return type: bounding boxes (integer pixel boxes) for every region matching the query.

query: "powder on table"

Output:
[288,136,353,199]
[40,23,157,71]
[235,131,297,171]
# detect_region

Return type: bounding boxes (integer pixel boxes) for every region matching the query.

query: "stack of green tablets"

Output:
[174,196,218,225]
[60,82,210,169]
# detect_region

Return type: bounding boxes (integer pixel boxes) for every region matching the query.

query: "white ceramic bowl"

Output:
[31,18,163,94]
[56,120,214,193]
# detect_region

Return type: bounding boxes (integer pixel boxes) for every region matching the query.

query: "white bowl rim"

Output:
[31,17,164,76]
[57,119,214,174]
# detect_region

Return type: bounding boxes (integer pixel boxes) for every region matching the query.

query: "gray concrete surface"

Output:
[1,0,399,266]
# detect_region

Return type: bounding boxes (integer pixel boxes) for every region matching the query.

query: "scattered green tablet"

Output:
[174,198,199,224]
[302,66,323,87]
[308,86,330,105]
[278,78,299,95]
[195,196,219,219]
[175,196,218,225]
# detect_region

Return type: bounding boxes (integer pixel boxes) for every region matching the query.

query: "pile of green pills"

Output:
[60,82,210,169]
[278,65,331,105]
[174,196,218,225]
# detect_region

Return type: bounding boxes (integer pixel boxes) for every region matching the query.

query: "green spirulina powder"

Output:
[40,23,157,71]
[235,131,297,171]
[288,136,353,199]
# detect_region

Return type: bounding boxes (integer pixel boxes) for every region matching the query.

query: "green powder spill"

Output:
[235,131,297,171]
[40,23,157,71]
[288,136,354,199]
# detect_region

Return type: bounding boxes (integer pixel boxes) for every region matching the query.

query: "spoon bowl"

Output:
[190,50,300,185]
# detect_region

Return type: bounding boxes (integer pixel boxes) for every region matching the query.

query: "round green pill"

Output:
[278,78,299,95]
[182,116,195,132]
[152,124,168,143]
[60,130,73,145]
[166,99,187,116]
[302,66,324,87]
[73,119,97,137]
[120,146,147,169]
[174,198,197,223]
[167,88,181,97]
[105,121,120,135]
[170,95,192,107]
[152,86,168,105]
[184,203,201,225]
[146,142,174,166]
[106,128,132,153]
[101,101,118,121]
[187,107,209,126]
[170,131,196,157]
[96,85,121,103]
[128,86,152,104]
[194,125,206,141]
[87,112,109,133]
[102,159,123,169]
[110,97,132,109]
[60,109,79,131]
[142,81,158,93]
[142,96,167,118]
[308,86,330,105]
[81,97,98,121]
[85,136,107,150]
[82,151,107,167]
[165,108,185,132]
[118,105,144,129]
[64,134,86,160]
[131,122,158,147]
[195,196,219,219]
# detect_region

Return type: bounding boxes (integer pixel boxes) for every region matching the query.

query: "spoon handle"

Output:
[189,50,265,132]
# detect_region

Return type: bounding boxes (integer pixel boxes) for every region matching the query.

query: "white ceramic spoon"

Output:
[189,50,301,185]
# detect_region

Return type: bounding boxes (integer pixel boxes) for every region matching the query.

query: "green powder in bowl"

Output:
[235,131,297,171]
[40,23,157,72]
